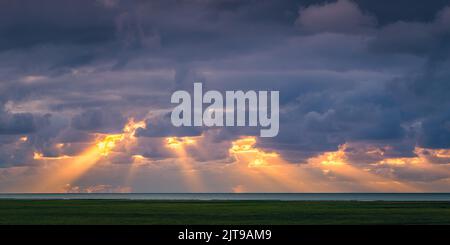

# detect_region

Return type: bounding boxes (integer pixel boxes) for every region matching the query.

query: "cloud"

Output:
[0,0,116,52]
[295,0,376,34]
[135,113,204,138]
[418,112,450,149]
[71,108,126,133]
[0,0,449,191]
[0,112,37,135]
[0,106,50,135]
[369,6,450,56]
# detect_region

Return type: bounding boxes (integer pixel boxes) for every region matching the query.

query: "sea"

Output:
[0,193,450,201]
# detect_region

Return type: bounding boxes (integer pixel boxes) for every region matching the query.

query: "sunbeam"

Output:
[29,118,146,192]
[165,136,205,192]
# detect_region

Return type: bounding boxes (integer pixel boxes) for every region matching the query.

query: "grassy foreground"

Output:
[0,200,450,225]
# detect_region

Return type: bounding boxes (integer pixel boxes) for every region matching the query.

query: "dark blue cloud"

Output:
[136,113,203,137]
[71,109,126,133]
[0,108,50,135]
[419,112,450,149]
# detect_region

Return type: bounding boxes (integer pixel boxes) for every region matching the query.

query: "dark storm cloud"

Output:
[376,7,450,150]
[0,105,51,135]
[1,0,450,170]
[0,0,117,51]
[418,112,450,149]
[0,106,64,167]
[135,113,203,137]
[0,111,37,135]
[369,6,450,56]
[357,0,450,24]
[0,138,35,167]
[71,109,126,133]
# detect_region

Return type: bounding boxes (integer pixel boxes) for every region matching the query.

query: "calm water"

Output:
[0,193,450,201]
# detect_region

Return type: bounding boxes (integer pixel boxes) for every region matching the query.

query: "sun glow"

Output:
[33,152,71,160]
[228,136,321,192]
[229,137,279,168]
[30,118,146,192]
[164,136,204,191]
[23,117,449,193]
[166,137,196,149]
[33,152,43,160]
[96,134,123,156]
[96,118,146,156]
[132,154,146,160]
[230,137,257,153]
[319,145,346,166]
[308,145,418,192]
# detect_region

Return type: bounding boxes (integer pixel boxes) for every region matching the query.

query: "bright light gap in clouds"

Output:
[0,0,449,193]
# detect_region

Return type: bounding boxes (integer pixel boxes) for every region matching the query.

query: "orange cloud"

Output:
[28,118,146,192]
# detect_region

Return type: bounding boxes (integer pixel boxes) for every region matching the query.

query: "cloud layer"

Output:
[0,0,449,192]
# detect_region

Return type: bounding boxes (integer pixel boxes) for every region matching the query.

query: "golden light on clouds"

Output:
[227,136,316,192]
[226,138,434,192]
[166,137,196,149]
[308,144,419,192]
[229,137,279,168]
[132,154,146,161]
[33,152,43,160]
[432,149,450,158]
[318,149,346,166]
[124,119,146,134]
[96,134,123,156]
[29,118,146,192]
[33,152,71,160]
[229,137,257,153]
[378,157,420,166]
[164,136,204,192]
[96,118,146,156]
[32,146,102,192]
[12,120,449,193]
[375,147,450,166]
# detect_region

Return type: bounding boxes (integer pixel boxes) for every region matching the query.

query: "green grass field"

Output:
[0,200,449,224]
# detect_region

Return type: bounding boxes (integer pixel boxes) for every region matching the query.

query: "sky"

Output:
[0,0,450,193]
